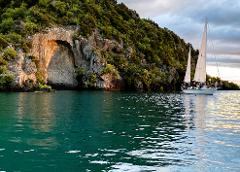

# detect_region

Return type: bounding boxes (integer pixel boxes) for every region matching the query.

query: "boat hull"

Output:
[182,88,216,95]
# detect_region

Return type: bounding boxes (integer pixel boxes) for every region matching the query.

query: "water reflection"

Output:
[194,95,207,130]
[110,94,194,168]
[183,95,194,131]
[0,91,239,172]
[192,95,208,172]
[15,92,58,150]
[207,92,240,132]
[181,92,240,172]
[17,92,55,133]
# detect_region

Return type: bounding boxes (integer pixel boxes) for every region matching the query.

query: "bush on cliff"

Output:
[101,64,120,80]
[0,0,198,91]
[0,66,14,89]
[3,47,17,60]
[0,0,238,91]
[206,75,240,90]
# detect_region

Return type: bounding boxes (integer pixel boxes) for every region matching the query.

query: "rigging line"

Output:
[207,22,221,79]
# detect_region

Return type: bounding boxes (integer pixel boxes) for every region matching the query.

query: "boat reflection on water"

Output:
[182,94,208,132]
[194,96,207,129]
[182,92,240,172]
[184,95,208,171]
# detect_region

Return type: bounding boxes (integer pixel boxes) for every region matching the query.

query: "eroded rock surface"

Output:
[8,49,37,90]
[8,27,127,90]
[47,42,77,88]
[30,27,77,88]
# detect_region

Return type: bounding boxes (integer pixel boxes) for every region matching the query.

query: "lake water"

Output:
[0,91,239,172]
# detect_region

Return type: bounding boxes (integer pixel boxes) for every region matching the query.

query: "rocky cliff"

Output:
[1,1,238,91]
[5,27,125,90]
[1,0,199,92]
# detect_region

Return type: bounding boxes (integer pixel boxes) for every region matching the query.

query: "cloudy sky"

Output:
[118,0,240,84]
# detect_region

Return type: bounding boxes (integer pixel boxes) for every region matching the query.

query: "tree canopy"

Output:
[0,0,238,91]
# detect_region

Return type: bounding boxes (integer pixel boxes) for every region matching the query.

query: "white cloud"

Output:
[207,65,240,84]
[118,0,240,54]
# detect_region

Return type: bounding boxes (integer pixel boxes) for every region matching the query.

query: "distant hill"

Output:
[0,0,238,91]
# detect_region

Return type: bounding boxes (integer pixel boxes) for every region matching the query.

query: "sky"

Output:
[118,0,240,84]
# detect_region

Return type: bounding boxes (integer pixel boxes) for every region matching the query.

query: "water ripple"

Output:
[0,91,239,171]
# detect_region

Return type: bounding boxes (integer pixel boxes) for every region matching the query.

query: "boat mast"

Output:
[193,20,208,83]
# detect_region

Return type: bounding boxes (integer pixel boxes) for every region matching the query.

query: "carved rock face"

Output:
[27,27,126,90]
[30,28,77,88]
[47,42,77,88]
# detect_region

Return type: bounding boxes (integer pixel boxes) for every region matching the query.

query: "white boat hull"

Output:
[182,88,216,95]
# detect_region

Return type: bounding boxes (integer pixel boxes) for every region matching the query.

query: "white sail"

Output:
[193,21,207,83]
[184,47,191,83]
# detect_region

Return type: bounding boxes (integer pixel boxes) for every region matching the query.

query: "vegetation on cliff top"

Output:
[0,0,239,91]
[207,75,240,90]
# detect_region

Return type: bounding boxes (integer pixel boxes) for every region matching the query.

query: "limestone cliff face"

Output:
[8,49,37,90]
[30,27,77,88]
[101,73,123,90]
[8,27,126,90]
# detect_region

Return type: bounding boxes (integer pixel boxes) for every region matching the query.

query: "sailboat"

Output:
[182,21,216,95]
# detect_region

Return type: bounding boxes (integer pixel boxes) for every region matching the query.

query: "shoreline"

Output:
[0,88,239,93]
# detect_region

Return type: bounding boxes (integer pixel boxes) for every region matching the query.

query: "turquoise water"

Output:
[0,91,239,172]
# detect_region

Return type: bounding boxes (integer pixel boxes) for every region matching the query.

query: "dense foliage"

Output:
[0,0,238,91]
[207,75,240,90]
[0,65,14,90]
